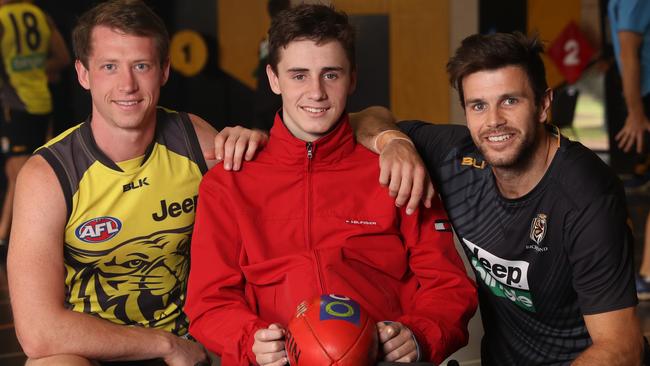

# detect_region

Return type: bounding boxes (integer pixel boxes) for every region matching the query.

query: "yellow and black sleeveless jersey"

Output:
[36,108,208,335]
[0,2,52,114]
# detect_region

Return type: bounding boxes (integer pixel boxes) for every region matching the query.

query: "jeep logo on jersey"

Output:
[463,238,535,311]
[152,195,198,222]
[75,217,122,243]
[463,238,530,290]
[529,213,547,244]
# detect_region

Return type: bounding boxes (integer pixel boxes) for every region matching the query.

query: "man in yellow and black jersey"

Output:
[0,0,70,247]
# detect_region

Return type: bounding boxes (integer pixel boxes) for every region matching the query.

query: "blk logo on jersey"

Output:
[123,177,150,192]
[75,216,122,243]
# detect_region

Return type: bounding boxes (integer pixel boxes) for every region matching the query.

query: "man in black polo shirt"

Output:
[354,32,643,365]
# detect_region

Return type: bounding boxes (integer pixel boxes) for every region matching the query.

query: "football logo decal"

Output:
[75,216,122,243]
[529,213,547,245]
[319,294,361,326]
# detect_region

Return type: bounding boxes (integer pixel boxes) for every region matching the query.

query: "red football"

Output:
[286,294,378,366]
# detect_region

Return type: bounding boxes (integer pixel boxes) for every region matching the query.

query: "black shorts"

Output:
[0,109,49,157]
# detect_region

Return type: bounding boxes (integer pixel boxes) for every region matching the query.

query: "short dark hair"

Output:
[447,32,548,108]
[268,0,291,19]
[267,4,355,73]
[72,0,169,68]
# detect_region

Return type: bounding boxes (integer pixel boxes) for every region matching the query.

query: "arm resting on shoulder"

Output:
[191,114,268,170]
[8,156,205,364]
[572,307,643,366]
[350,106,434,211]
[349,106,398,150]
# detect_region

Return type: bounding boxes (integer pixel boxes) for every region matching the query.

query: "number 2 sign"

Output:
[547,22,595,84]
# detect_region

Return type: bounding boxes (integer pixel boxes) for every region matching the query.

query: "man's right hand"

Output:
[252,323,287,366]
[379,135,434,215]
[163,335,209,366]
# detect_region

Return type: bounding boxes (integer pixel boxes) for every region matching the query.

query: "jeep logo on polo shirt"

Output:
[463,238,536,312]
[152,195,198,221]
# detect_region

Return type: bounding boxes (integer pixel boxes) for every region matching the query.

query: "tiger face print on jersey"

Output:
[64,225,192,333]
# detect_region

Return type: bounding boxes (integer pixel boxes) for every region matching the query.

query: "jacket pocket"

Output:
[341,246,407,281]
[241,261,285,322]
[240,256,314,324]
[324,246,409,317]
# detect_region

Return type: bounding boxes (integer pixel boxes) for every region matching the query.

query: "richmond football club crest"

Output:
[529,213,547,244]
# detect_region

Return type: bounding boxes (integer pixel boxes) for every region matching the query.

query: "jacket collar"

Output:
[264,110,356,165]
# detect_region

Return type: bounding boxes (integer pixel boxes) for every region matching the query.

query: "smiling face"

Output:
[75,25,169,132]
[266,39,356,142]
[462,65,551,169]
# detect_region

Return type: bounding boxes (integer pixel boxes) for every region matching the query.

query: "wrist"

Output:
[625,101,644,116]
[157,330,178,359]
[625,111,647,126]
[373,130,413,153]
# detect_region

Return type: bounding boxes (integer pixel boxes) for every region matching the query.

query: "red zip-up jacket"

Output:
[186,114,477,365]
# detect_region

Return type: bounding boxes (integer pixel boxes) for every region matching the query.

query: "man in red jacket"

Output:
[185,4,477,366]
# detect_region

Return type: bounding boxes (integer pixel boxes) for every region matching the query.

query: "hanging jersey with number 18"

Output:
[0,2,52,114]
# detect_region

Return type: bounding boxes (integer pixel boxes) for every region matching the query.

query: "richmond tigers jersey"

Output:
[36,108,207,335]
[0,2,52,114]
[400,121,637,365]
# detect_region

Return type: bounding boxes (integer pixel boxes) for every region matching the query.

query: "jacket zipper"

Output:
[306,142,326,294]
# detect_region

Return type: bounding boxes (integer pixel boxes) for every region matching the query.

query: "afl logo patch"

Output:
[75,217,122,243]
